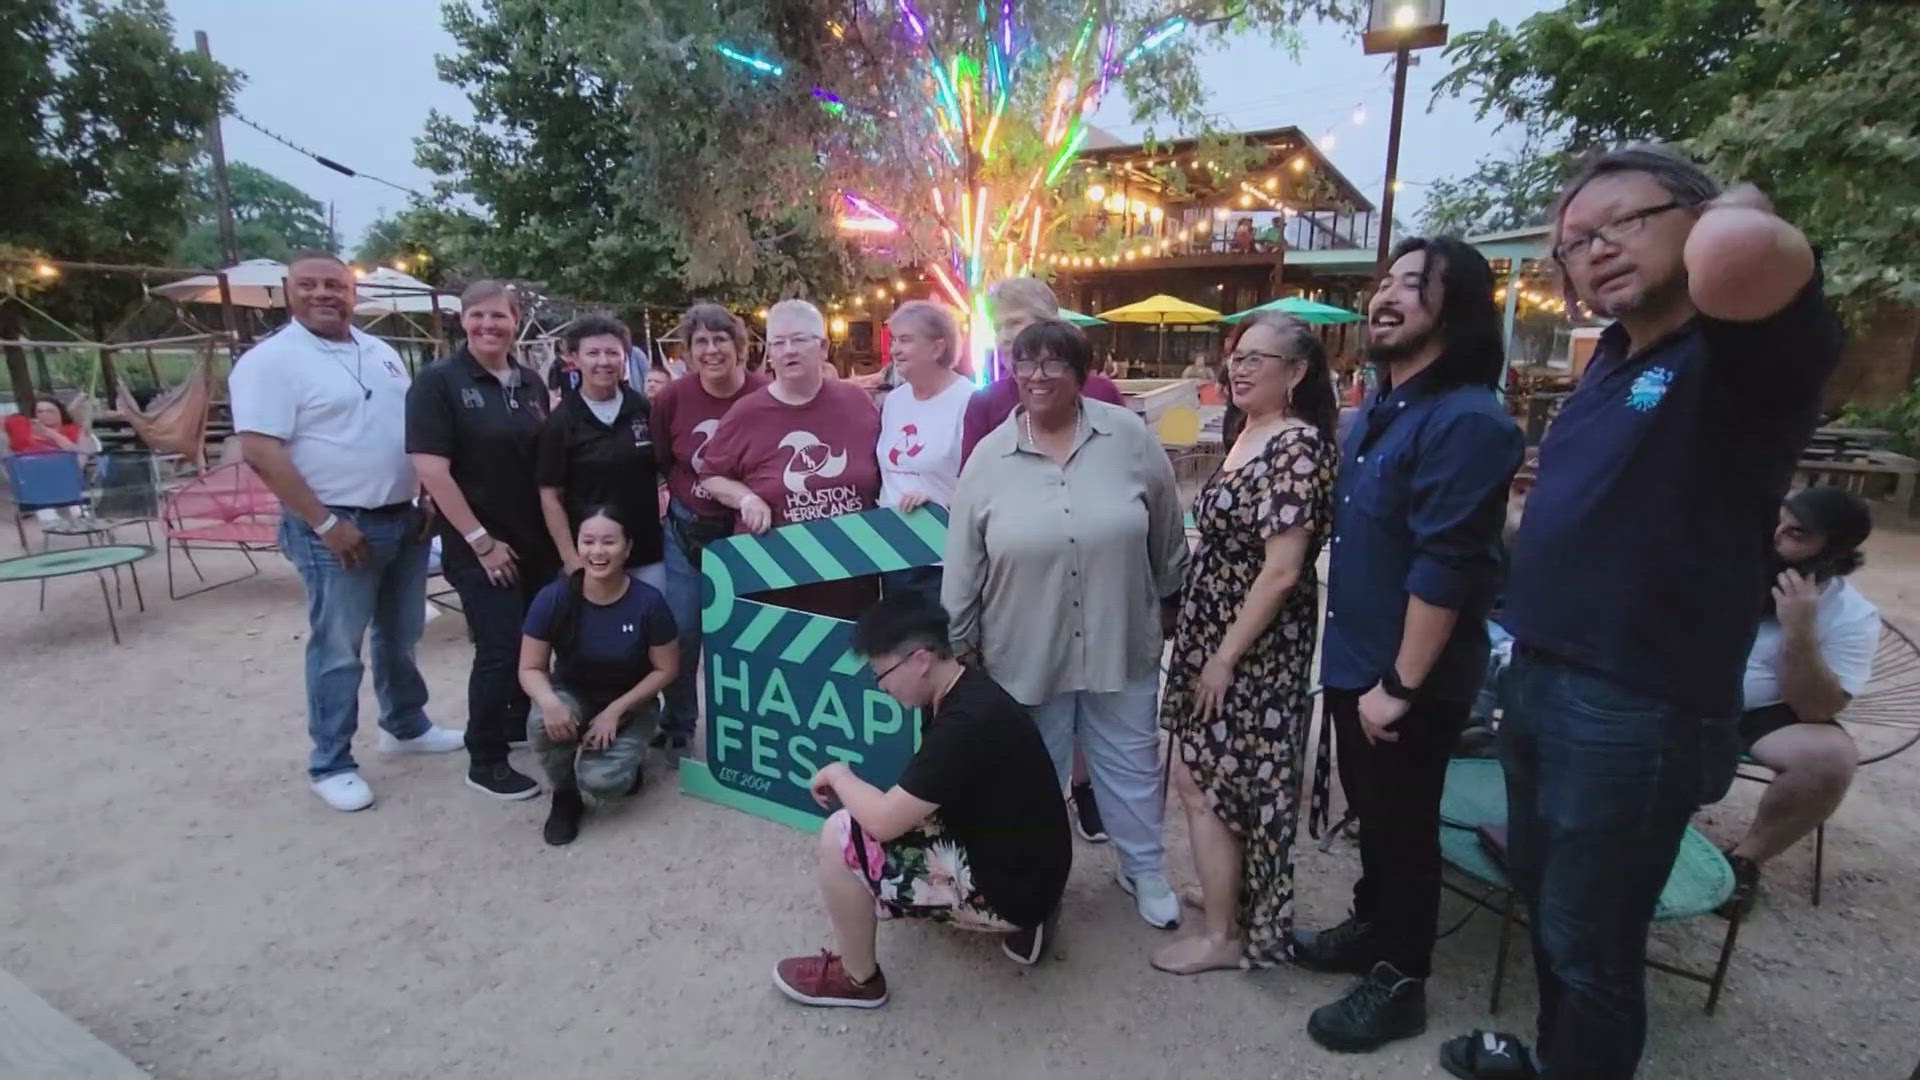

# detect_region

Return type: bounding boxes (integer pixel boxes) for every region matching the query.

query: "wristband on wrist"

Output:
[1379,667,1421,702]
[313,513,339,536]
[463,525,490,545]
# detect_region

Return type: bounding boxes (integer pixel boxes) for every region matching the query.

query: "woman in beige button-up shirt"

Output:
[942,319,1189,930]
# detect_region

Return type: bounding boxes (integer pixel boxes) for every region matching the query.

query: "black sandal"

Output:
[1440,1030,1536,1080]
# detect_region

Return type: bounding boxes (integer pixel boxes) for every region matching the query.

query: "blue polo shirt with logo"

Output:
[1502,276,1842,716]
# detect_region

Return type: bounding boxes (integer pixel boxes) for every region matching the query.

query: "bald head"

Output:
[285,251,354,341]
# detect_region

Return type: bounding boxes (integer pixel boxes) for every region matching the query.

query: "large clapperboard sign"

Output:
[678,505,949,830]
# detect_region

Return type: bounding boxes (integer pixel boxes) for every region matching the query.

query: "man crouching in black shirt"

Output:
[771,594,1072,1009]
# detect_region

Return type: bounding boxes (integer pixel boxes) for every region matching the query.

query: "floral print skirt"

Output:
[832,810,1017,932]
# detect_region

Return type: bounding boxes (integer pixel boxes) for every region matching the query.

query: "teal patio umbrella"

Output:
[1220,295,1362,325]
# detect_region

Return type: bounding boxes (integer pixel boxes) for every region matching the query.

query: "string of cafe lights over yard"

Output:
[1042,95,1378,271]
[229,111,432,201]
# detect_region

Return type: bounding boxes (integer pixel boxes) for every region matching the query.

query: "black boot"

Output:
[1307,961,1427,1053]
[1290,914,1376,974]
[544,789,585,846]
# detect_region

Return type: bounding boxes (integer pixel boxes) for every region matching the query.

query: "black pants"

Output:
[1326,687,1467,980]
[440,540,556,767]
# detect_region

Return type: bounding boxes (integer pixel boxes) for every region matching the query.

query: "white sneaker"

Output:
[379,725,466,754]
[1117,871,1180,930]
[311,772,374,812]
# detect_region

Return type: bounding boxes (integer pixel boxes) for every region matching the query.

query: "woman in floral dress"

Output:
[1153,312,1340,973]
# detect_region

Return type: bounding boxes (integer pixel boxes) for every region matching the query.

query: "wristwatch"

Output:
[1379,668,1421,702]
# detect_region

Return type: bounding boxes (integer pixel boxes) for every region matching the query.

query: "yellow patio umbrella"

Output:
[1096,294,1223,367]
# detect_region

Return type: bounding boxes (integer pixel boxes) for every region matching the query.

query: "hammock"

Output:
[116,350,211,464]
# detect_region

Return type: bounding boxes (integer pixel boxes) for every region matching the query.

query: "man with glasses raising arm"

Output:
[1440,146,1840,1080]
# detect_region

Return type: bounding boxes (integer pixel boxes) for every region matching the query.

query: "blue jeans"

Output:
[280,506,431,779]
[1498,653,1738,1079]
[660,501,708,738]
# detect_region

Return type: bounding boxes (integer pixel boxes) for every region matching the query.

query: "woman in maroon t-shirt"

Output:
[700,299,881,620]
[649,303,766,745]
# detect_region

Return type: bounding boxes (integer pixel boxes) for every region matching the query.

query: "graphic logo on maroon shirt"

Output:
[689,418,721,501]
[777,429,863,522]
[779,430,848,494]
[887,423,925,466]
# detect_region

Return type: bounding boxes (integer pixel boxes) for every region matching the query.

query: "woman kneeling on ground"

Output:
[518,506,679,845]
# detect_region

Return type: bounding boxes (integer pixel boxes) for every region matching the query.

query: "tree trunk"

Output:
[0,305,34,413]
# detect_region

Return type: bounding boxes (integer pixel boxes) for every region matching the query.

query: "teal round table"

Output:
[0,544,151,644]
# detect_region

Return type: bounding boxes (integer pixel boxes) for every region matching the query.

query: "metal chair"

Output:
[1735,618,1920,905]
[160,462,280,599]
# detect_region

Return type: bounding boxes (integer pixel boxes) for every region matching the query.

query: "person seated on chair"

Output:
[771,593,1071,1009]
[518,505,679,846]
[5,398,84,455]
[1721,486,1879,916]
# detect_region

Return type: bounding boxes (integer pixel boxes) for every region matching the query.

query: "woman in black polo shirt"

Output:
[407,280,560,801]
[535,314,666,591]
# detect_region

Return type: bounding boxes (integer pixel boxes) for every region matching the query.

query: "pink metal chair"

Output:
[161,462,280,599]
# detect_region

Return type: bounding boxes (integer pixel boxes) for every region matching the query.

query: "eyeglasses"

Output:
[871,649,924,684]
[1012,357,1074,377]
[1226,351,1297,372]
[1552,201,1689,263]
[768,335,823,350]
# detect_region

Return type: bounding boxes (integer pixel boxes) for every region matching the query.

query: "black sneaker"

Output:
[1070,782,1109,843]
[1716,852,1760,919]
[1002,908,1058,966]
[466,762,540,801]
[1307,961,1427,1053]
[544,789,585,846]
[1290,914,1376,974]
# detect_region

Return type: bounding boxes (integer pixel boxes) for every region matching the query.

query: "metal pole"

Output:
[194,32,241,268]
[1375,47,1412,275]
[1500,258,1522,391]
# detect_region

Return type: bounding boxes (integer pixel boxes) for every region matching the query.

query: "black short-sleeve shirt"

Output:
[895,667,1071,929]
[535,388,664,567]
[405,347,558,569]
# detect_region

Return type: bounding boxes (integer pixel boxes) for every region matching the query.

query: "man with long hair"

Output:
[1440,147,1840,1080]
[1297,236,1523,1052]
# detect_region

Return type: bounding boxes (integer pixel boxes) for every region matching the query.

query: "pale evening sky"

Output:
[163,0,1560,254]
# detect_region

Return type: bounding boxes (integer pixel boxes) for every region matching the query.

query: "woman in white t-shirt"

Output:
[877,300,972,606]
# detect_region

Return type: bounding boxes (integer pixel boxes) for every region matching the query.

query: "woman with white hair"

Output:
[876,300,971,606]
[699,299,882,619]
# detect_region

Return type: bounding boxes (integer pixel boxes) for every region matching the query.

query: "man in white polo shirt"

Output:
[1720,486,1880,916]
[230,251,463,811]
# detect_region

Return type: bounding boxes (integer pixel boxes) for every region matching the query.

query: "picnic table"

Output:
[1797,427,1918,510]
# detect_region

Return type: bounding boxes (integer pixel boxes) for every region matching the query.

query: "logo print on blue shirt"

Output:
[1626,366,1673,412]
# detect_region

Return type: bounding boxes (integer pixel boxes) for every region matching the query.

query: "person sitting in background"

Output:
[5,398,84,455]
[771,594,1070,1009]
[519,507,678,845]
[643,365,672,399]
[1720,487,1879,916]
[876,300,971,607]
[959,277,1124,463]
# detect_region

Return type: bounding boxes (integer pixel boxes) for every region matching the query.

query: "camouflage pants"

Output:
[527,688,657,803]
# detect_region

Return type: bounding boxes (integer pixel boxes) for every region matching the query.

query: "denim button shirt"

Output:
[1321,372,1524,703]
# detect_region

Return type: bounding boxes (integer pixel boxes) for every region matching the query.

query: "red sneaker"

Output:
[772,950,889,1008]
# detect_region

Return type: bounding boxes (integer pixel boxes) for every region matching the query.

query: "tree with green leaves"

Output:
[1418,130,1566,237]
[416,0,1359,317]
[174,162,334,268]
[1426,0,1920,320]
[0,0,232,405]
